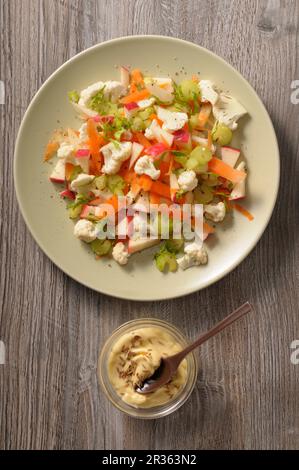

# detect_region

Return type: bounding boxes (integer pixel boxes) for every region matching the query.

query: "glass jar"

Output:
[98,318,198,419]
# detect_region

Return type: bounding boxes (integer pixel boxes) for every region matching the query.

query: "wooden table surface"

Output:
[1,0,299,450]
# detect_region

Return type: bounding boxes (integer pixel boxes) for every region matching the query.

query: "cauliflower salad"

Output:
[44,66,252,273]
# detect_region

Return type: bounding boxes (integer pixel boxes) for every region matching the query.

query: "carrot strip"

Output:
[203,221,215,235]
[65,162,75,181]
[198,103,212,127]
[87,119,104,175]
[120,167,135,184]
[165,154,174,176]
[120,89,150,104]
[131,69,144,86]
[43,141,59,161]
[231,203,254,221]
[208,157,246,184]
[149,113,163,126]
[149,192,161,204]
[150,180,171,199]
[137,174,153,192]
[105,195,119,212]
[134,131,152,148]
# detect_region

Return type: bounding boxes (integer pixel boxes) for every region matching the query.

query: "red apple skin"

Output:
[49,176,65,184]
[229,195,245,201]
[60,189,75,200]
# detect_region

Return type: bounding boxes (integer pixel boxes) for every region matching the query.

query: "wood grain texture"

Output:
[0,0,299,450]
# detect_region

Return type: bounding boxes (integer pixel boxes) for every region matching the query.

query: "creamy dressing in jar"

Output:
[107,327,188,408]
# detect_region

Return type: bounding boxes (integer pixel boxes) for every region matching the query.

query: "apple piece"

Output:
[229,162,246,200]
[75,155,89,173]
[150,119,174,147]
[49,159,65,183]
[220,146,240,168]
[60,189,75,200]
[131,191,150,213]
[120,66,130,88]
[129,142,144,169]
[145,82,173,103]
[128,237,160,254]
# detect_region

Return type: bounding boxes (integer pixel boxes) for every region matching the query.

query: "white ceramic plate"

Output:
[14,36,280,301]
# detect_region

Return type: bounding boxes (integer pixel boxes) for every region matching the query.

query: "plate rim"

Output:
[14,35,280,301]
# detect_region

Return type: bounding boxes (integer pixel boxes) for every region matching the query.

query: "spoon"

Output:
[136,302,253,394]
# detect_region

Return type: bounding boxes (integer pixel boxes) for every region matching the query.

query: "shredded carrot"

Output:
[130,83,137,94]
[43,141,59,161]
[130,174,153,194]
[134,131,152,148]
[130,69,144,86]
[119,167,135,184]
[208,157,246,184]
[149,193,161,204]
[230,202,254,221]
[137,174,153,192]
[158,161,170,181]
[105,195,119,212]
[120,88,150,104]
[203,221,215,235]
[198,103,212,127]
[149,113,163,126]
[87,119,105,175]
[165,154,174,176]
[192,74,199,83]
[151,180,171,199]
[65,162,75,181]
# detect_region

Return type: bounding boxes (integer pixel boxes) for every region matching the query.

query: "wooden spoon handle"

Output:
[173,302,253,365]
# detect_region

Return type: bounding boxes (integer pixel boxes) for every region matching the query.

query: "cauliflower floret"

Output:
[101,141,132,175]
[74,219,97,243]
[78,81,105,107]
[204,202,226,222]
[70,173,95,191]
[57,143,76,160]
[177,243,208,270]
[178,170,198,192]
[112,242,130,265]
[134,156,160,180]
[79,80,125,107]
[104,80,126,103]
[78,122,88,143]
[156,106,188,132]
[199,80,219,105]
[212,93,247,130]
[144,127,155,140]
[137,97,155,109]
